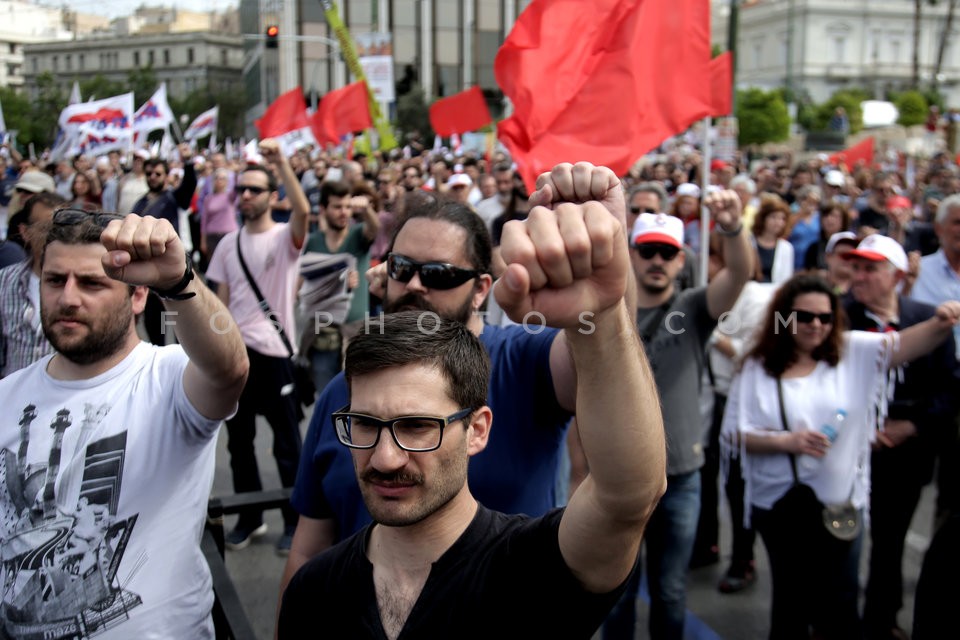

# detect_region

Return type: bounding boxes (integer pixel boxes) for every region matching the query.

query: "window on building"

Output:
[346,0,373,27]
[7,64,16,77]
[436,64,461,97]
[8,43,15,55]
[435,1,459,29]
[753,42,763,70]
[221,49,228,66]
[870,29,881,62]
[163,49,170,65]
[393,0,417,28]
[134,51,140,66]
[477,0,500,32]
[891,40,901,64]
[833,37,845,64]
[188,48,194,64]
[148,50,155,66]
[436,29,459,66]
[31,58,37,73]
[52,56,58,72]
[65,54,71,71]
[78,54,84,70]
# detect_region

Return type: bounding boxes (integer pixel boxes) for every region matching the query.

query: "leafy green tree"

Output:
[0,86,33,151]
[803,88,870,134]
[31,72,65,149]
[79,74,125,102]
[127,66,159,107]
[395,83,433,143]
[892,90,928,127]
[169,84,247,141]
[735,88,789,146]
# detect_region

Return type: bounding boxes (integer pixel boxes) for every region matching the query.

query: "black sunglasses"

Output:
[238,185,269,196]
[634,243,681,261]
[792,310,834,325]
[630,206,657,215]
[52,207,124,228]
[386,253,480,290]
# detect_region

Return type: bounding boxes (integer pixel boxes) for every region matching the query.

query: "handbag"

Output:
[775,378,860,542]
[236,233,316,408]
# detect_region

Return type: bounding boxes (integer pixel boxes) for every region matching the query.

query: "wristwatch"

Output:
[150,254,197,300]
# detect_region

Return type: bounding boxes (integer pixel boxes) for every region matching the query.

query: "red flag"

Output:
[709,52,733,117]
[429,86,493,136]
[255,87,311,138]
[829,136,875,171]
[310,81,372,146]
[495,0,714,192]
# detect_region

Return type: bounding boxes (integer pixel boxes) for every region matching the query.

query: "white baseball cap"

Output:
[842,234,908,272]
[632,213,684,249]
[675,183,701,198]
[824,170,846,187]
[447,173,472,189]
[825,231,858,255]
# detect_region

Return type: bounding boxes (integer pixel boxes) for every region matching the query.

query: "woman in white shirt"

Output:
[722,273,959,639]
[750,194,794,284]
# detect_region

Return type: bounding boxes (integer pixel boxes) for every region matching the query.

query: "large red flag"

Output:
[429,86,493,136]
[709,52,733,117]
[496,0,714,191]
[310,81,372,146]
[829,136,875,170]
[255,87,311,138]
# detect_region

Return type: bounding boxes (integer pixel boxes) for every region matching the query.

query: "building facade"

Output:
[0,0,76,89]
[21,31,244,101]
[712,0,960,106]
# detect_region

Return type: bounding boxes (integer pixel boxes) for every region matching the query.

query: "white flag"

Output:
[243,138,262,165]
[134,83,175,137]
[57,92,134,157]
[184,106,218,141]
[68,81,81,105]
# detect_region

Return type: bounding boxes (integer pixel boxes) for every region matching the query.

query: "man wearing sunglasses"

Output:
[276,163,632,622]
[0,209,248,640]
[205,138,310,556]
[627,182,698,292]
[840,233,960,640]
[605,193,753,640]
[279,173,665,636]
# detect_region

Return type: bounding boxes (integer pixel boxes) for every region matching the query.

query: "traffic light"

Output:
[265,25,279,49]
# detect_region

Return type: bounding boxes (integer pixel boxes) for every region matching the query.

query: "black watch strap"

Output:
[150,254,197,300]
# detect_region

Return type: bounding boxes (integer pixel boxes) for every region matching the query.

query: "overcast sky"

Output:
[37,0,239,20]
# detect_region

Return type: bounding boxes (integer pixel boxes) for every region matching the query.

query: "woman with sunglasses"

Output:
[722,273,960,639]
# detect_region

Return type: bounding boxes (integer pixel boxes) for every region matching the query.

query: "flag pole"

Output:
[699,116,711,288]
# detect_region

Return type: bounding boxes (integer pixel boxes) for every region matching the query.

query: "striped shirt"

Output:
[0,260,52,377]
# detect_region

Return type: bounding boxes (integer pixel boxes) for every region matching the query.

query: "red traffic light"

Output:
[265,25,279,48]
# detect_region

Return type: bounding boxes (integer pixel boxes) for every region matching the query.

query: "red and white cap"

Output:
[842,234,908,272]
[632,213,684,248]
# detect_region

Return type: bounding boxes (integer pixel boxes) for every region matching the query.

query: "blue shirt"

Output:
[788,212,821,271]
[291,323,571,541]
[911,249,960,360]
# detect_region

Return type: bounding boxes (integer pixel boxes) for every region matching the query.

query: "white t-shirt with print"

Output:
[724,331,893,519]
[206,223,302,357]
[0,342,221,640]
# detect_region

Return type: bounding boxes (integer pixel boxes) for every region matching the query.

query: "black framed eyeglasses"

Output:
[630,206,657,215]
[332,405,475,452]
[634,243,681,261]
[238,185,269,196]
[386,253,480,290]
[792,310,834,325]
[52,207,124,229]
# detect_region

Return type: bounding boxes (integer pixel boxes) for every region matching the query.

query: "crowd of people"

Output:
[0,130,958,639]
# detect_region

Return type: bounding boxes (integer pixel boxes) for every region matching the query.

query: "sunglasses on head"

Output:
[386,253,480,290]
[792,310,834,325]
[630,206,657,215]
[634,243,680,261]
[52,207,124,228]
[238,185,268,196]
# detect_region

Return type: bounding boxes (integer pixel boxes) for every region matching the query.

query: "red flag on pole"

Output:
[829,136,875,171]
[255,87,311,138]
[310,81,372,147]
[429,86,493,136]
[495,0,714,192]
[709,52,733,117]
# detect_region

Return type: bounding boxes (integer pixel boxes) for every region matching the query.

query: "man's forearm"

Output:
[565,301,666,518]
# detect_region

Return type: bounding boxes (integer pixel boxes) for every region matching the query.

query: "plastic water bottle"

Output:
[819,409,846,444]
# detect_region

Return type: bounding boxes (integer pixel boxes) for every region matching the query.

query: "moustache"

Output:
[384,293,436,315]
[362,470,423,487]
[645,267,667,276]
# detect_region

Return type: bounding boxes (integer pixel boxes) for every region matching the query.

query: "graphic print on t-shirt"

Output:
[0,402,143,640]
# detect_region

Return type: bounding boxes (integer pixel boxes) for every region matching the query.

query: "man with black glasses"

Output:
[276,163,631,626]
[0,209,248,639]
[279,179,665,636]
[205,138,310,555]
[604,196,752,640]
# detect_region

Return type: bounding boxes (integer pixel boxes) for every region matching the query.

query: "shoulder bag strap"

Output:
[235,231,295,358]
[776,377,801,485]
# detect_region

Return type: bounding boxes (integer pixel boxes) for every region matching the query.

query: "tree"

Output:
[169,84,247,141]
[32,72,65,149]
[395,83,433,143]
[893,90,929,126]
[801,88,870,134]
[79,74,125,102]
[932,0,958,93]
[127,66,159,107]
[735,88,789,146]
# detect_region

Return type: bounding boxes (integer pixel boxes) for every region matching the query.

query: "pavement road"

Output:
[211,416,937,640]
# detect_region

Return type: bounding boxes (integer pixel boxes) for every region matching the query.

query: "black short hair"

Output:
[346,311,489,412]
[320,180,350,207]
[391,193,491,275]
[241,164,278,192]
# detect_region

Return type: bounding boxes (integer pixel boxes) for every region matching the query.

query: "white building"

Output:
[0,0,74,88]
[712,0,960,106]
